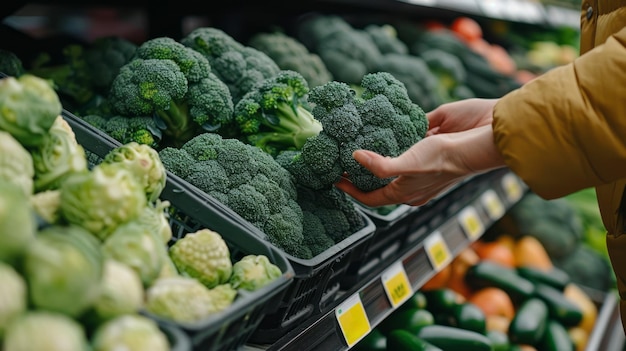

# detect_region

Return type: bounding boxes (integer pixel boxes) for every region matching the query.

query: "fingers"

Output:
[334,177,398,208]
[352,149,403,179]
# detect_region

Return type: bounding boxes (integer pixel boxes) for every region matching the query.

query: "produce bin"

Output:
[63,111,295,351]
[62,109,376,345]
[160,324,193,351]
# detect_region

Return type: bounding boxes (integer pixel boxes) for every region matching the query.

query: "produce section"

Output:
[1,0,624,350]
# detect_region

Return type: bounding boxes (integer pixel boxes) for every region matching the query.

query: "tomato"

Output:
[450,16,483,43]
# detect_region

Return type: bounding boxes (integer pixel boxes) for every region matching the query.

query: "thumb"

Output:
[353,149,402,178]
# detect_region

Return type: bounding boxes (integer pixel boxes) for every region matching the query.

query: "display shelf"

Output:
[241,168,528,351]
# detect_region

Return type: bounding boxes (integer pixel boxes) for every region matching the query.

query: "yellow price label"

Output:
[481,189,505,220]
[502,173,523,202]
[381,261,413,308]
[424,231,451,271]
[336,294,371,347]
[458,207,484,240]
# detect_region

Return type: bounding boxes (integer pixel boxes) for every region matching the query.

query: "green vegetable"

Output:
[23,224,104,317]
[101,142,167,202]
[553,243,614,292]
[169,228,232,289]
[508,297,549,345]
[232,70,322,157]
[145,276,237,323]
[229,254,282,291]
[440,302,487,335]
[103,219,167,287]
[135,199,173,244]
[465,260,535,303]
[486,330,509,351]
[248,31,333,88]
[0,49,26,77]
[422,288,463,315]
[352,328,387,351]
[3,311,89,351]
[378,307,435,335]
[83,36,137,94]
[364,24,409,55]
[30,116,88,192]
[516,265,570,291]
[158,133,308,258]
[82,114,162,149]
[386,329,442,351]
[181,27,280,104]
[279,71,428,192]
[109,36,234,146]
[532,282,583,327]
[59,163,147,240]
[539,319,575,351]
[0,74,61,147]
[416,324,493,351]
[0,179,36,263]
[0,130,34,196]
[89,259,145,323]
[0,262,27,338]
[91,314,169,351]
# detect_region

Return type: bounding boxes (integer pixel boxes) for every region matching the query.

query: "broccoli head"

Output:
[84,36,137,93]
[108,37,234,147]
[181,27,280,104]
[248,31,333,88]
[282,72,428,192]
[83,114,162,148]
[0,49,26,77]
[233,70,322,156]
[158,133,307,258]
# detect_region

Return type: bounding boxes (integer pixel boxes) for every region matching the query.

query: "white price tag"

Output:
[502,173,523,203]
[381,261,413,308]
[458,206,484,240]
[481,189,505,221]
[424,231,452,271]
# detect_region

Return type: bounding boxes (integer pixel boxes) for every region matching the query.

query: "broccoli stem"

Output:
[155,100,197,146]
[263,104,322,149]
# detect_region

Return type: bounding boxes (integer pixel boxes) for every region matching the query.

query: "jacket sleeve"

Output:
[492,27,626,199]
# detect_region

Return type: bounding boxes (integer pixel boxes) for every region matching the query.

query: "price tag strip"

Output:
[481,189,505,221]
[423,231,452,271]
[502,173,523,203]
[458,206,484,240]
[335,293,371,347]
[381,261,413,308]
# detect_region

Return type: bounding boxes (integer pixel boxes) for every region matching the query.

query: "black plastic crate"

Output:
[161,324,192,351]
[63,110,376,346]
[63,111,295,351]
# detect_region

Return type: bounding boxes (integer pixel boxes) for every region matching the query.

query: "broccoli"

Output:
[280,72,428,192]
[0,49,26,77]
[181,27,280,104]
[82,114,162,148]
[83,36,137,94]
[296,15,382,85]
[364,24,409,55]
[108,37,234,147]
[248,31,333,88]
[232,70,322,156]
[158,133,308,258]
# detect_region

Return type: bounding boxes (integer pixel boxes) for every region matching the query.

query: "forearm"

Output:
[441,124,506,176]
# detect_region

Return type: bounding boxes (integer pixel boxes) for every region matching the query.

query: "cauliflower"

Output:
[0,180,36,264]
[0,262,27,338]
[0,130,34,196]
[145,276,237,323]
[168,229,232,288]
[91,314,169,351]
[229,254,282,291]
[3,311,89,351]
[90,259,145,323]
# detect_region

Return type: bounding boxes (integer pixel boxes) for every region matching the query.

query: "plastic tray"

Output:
[63,111,295,351]
[160,324,193,351]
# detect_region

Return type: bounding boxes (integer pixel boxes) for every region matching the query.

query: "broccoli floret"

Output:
[233,70,322,156]
[282,72,428,192]
[364,24,409,55]
[181,27,280,104]
[82,114,162,148]
[83,36,137,94]
[0,49,26,77]
[248,31,333,88]
[296,15,382,85]
[158,133,307,258]
[301,211,335,256]
[108,37,234,147]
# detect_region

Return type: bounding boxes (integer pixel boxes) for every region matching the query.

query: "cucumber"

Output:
[508,297,549,345]
[423,288,463,315]
[486,329,510,351]
[378,307,434,335]
[465,261,535,303]
[386,329,443,351]
[516,265,570,291]
[352,328,386,351]
[436,302,486,335]
[417,324,493,351]
[540,319,575,351]
[533,282,583,327]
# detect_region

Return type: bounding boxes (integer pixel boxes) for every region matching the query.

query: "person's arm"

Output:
[493,27,626,199]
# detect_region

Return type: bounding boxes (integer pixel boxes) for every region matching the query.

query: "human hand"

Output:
[335,104,506,207]
[427,98,498,136]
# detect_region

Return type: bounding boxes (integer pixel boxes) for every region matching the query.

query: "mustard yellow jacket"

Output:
[493,0,626,332]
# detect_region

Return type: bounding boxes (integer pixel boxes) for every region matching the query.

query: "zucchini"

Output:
[516,265,570,291]
[533,282,583,327]
[437,302,486,335]
[486,329,510,351]
[508,297,549,345]
[352,328,386,351]
[386,329,443,351]
[378,307,434,335]
[417,324,493,351]
[540,319,575,351]
[423,288,463,315]
[465,261,535,303]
